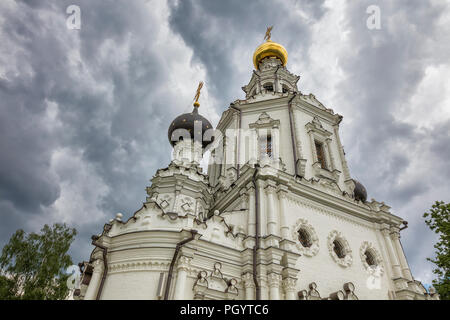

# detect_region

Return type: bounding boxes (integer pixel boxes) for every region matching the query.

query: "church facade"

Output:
[74,31,438,300]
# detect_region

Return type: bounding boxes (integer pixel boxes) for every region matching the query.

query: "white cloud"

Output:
[396,64,450,129]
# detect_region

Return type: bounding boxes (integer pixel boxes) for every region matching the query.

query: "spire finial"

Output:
[264,26,273,41]
[193,81,204,107]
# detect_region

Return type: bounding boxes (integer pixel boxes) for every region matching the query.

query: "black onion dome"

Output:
[168,107,213,149]
[352,179,367,202]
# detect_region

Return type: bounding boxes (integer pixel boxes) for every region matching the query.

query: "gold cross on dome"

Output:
[193,81,204,107]
[264,26,273,41]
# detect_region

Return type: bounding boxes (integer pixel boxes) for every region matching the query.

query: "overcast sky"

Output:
[0,0,449,287]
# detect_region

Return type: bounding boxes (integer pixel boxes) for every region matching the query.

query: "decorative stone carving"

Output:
[177,256,192,272]
[249,112,280,129]
[343,282,358,300]
[292,218,319,257]
[260,57,282,71]
[317,178,342,196]
[242,273,255,289]
[227,278,239,295]
[179,196,195,215]
[109,261,171,274]
[193,262,239,300]
[298,282,321,300]
[282,278,297,292]
[326,290,345,300]
[426,287,440,300]
[327,230,352,267]
[267,273,282,288]
[360,241,384,275]
[219,167,237,190]
[158,194,173,211]
[311,116,324,129]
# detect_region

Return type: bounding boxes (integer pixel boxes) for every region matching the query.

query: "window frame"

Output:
[314,140,327,170]
[258,134,273,159]
[298,228,312,248]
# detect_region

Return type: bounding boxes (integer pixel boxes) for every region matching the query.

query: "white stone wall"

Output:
[79,60,432,301]
[283,196,392,299]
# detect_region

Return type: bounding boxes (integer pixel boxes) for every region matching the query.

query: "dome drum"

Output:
[168,107,214,149]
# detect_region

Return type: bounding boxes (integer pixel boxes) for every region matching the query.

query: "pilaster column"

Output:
[247,187,256,236]
[325,138,336,171]
[308,131,317,163]
[333,125,351,181]
[266,185,278,235]
[84,259,103,300]
[242,273,255,300]
[282,278,297,300]
[292,108,304,158]
[256,180,266,236]
[391,230,413,281]
[172,184,182,212]
[381,228,402,279]
[260,278,269,300]
[292,109,307,177]
[277,188,289,239]
[250,128,258,164]
[274,74,280,93]
[232,115,239,167]
[173,256,191,300]
[267,273,281,300]
[193,141,203,165]
[272,125,280,160]
[222,137,228,173]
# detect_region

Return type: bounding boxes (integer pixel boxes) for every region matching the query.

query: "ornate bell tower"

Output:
[76,28,436,301]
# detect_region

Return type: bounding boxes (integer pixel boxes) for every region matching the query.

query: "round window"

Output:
[365,249,377,267]
[298,228,312,248]
[333,240,346,259]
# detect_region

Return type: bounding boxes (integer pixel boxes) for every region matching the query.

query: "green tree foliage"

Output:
[423,201,450,300]
[0,223,77,300]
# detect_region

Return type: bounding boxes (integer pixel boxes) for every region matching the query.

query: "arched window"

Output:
[333,240,346,259]
[315,140,327,169]
[258,135,272,158]
[263,83,273,92]
[282,85,289,93]
[298,228,312,248]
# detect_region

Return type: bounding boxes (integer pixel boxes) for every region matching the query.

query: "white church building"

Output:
[74,30,438,301]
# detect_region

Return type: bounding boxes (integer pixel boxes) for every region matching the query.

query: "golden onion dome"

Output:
[253,39,288,70]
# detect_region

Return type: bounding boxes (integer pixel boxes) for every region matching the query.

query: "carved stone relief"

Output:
[193,262,239,300]
[327,230,353,268]
[292,218,319,257]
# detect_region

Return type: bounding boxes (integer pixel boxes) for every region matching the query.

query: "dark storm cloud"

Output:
[167,0,450,283]
[168,0,327,106]
[0,0,448,284]
[0,0,193,263]
[334,0,450,281]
